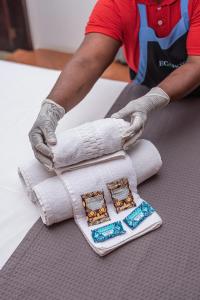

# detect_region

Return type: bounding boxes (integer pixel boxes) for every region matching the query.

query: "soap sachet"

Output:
[123,201,155,230]
[91,221,126,243]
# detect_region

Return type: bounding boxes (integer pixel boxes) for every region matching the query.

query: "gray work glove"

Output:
[111,87,170,150]
[29,99,65,168]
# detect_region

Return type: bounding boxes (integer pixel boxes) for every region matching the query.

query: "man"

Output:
[29,0,200,168]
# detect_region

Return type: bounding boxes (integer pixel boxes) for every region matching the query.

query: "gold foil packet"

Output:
[107,178,136,213]
[81,191,110,226]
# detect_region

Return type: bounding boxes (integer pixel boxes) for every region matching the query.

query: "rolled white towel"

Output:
[127,139,162,185]
[33,176,73,226]
[50,118,130,170]
[18,139,162,226]
[18,159,55,203]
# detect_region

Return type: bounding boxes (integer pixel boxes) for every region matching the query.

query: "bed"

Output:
[1,61,200,300]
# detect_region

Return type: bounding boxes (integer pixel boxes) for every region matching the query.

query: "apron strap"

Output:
[138,4,148,28]
[180,0,189,29]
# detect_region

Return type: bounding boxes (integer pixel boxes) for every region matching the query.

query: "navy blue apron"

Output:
[130,0,190,88]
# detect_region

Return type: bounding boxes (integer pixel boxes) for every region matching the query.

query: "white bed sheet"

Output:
[0,61,127,269]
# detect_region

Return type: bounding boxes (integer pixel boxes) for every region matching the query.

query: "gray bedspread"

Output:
[1,94,200,300]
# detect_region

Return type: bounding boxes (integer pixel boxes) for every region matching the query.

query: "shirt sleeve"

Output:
[85,0,123,43]
[187,0,200,55]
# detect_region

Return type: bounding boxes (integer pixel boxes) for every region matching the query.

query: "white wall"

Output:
[26,0,97,53]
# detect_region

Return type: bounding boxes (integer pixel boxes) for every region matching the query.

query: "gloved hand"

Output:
[29,99,65,169]
[111,87,170,150]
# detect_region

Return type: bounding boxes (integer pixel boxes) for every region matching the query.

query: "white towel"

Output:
[55,150,126,174]
[76,197,162,256]
[58,154,162,256]
[18,152,125,204]
[18,139,162,226]
[18,137,162,255]
[127,139,162,185]
[18,159,55,203]
[50,118,130,170]
[33,176,73,225]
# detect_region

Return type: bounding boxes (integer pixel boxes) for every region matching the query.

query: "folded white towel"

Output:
[76,197,162,256]
[18,139,162,226]
[50,118,130,170]
[56,150,126,174]
[58,154,162,256]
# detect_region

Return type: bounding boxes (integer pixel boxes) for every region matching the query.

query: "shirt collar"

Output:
[136,0,178,5]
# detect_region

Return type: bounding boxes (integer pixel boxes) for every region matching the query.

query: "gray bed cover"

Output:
[1,94,200,300]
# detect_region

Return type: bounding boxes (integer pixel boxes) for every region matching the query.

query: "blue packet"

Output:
[91,221,126,243]
[123,201,155,230]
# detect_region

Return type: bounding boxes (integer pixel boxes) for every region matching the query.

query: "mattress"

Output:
[1,61,200,300]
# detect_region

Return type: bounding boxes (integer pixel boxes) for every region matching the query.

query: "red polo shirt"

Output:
[85,0,200,73]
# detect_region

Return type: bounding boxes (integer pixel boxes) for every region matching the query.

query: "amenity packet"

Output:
[81,191,110,226]
[91,221,126,243]
[107,178,136,213]
[123,201,155,230]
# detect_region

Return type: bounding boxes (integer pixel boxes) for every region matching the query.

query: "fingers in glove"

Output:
[29,129,53,159]
[35,142,54,159]
[122,113,144,139]
[34,150,54,171]
[123,129,143,151]
[111,105,132,119]
[43,125,57,145]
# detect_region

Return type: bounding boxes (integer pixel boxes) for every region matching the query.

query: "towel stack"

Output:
[19,118,162,255]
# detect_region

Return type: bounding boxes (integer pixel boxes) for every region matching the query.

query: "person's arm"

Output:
[112,56,200,150]
[29,33,121,168]
[159,55,200,100]
[112,0,200,149]
[48,33,121,110]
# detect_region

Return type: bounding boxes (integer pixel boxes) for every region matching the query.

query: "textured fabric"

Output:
[60,154,161,255]
[1,86,200,299]
[33,176,73,226]
[129,139,162,185]
[55,150,126,173]
[51,118,129,169]
[86,0,200,74]
[19,139,162,226]
[18,152,126,203]
[18,160,56,203]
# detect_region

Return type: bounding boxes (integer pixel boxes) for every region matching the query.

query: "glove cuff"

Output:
[42,99,66,118]
[143,87,170,113]
[149,87,170,102]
